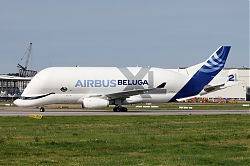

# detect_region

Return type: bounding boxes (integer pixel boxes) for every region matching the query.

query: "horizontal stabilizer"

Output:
[200,69,239,96]
[203,84,225,93]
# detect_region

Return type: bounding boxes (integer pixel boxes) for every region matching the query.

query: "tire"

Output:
[40,107,45,112]
[116,107,121,112]
[121,107,128,112]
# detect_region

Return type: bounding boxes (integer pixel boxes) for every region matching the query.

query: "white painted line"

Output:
[143,106,150,108]
[151,106,159,108]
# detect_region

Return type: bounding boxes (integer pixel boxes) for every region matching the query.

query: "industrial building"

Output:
[0,75,32,100]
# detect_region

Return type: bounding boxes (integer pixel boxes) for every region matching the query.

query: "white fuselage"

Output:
[14,67,190,107]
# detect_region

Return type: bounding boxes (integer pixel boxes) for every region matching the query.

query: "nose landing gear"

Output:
[40,106,45,112]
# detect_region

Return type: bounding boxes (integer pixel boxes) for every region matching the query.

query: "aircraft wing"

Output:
[90,82,166,100]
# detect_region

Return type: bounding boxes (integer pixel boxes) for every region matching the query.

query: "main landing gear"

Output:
[40,106,45,112]
[112,99,127,112]
[113,99,128,112]
[113,106,127,112]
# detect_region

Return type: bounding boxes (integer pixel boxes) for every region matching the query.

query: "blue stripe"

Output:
[216,47,223,55]
[169,46,231,102]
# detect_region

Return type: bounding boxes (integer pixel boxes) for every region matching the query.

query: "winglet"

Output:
[156,82,166,89]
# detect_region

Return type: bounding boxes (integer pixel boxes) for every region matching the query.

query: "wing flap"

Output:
[91,82,166,100]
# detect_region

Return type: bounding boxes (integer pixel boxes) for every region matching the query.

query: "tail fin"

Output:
[170,46,231,101]
[198,46,231,76]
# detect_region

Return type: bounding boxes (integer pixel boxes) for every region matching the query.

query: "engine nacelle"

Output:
[83,98,109,108]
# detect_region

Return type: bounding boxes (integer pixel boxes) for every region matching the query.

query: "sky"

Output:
[0,0,249,74]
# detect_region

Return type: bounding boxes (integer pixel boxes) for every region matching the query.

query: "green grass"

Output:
[0,115,249,165]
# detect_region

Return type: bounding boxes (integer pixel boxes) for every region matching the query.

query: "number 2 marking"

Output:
[228,74,235,81]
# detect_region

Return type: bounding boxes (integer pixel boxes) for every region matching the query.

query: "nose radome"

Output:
[13,99,20,106]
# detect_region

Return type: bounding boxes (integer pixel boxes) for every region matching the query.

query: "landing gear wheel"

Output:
[117,107,122,112]
[113,107,118,112]
[113,107,127,112]
[113,106,121,112]
[121,107,127,112]
[40,107,45,112]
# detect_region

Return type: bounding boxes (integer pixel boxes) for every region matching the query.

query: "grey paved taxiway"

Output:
[0,106,249,116]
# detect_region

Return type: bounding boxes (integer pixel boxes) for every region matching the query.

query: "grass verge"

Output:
[0,114,249,165]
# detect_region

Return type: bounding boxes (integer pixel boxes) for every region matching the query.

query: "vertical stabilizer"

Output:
[170,46,231,101]
[197,46,231,76]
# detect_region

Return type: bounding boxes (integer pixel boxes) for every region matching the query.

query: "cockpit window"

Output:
[20,96,31,100]
[60,87,68,92]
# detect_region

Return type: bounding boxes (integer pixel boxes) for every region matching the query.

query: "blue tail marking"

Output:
[169,46,231,101]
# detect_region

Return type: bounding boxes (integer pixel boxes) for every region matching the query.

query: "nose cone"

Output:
[14,99,22,106]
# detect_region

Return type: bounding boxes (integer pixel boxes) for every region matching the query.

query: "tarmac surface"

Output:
[0,106,249,116]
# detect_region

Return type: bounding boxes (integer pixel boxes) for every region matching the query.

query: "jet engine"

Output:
[82,98,109,108]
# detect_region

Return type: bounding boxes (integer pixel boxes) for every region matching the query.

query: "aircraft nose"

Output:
[13,99,21,106]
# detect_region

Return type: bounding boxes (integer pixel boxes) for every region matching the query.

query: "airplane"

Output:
[14,46,236,112]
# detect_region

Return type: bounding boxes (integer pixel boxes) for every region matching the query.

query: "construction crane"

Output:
[17,42,37,77]
[17,42,32,71]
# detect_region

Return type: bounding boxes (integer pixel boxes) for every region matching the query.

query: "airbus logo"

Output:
[75,79,149,87]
